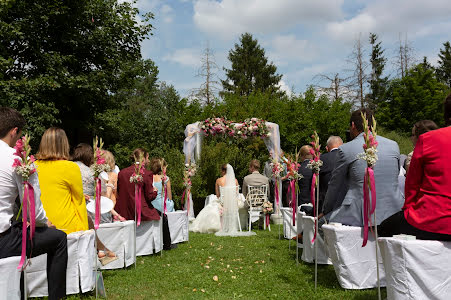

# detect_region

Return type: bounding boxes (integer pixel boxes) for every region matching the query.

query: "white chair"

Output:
[0,256,21,300]
[323,224,385,289]
[301,216,332,265]
[136,220,162,256]
[246,184,268,232]
[97,220,135,269]
[26,230,96,297]
[379,237,451,300]
[281,207,306,239]
[167,211,189,244]
[219,186,242,232]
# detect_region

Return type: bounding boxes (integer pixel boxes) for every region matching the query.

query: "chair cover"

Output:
[97,220,135,269]
[379,237,451,300]
[281,207,307,239]
[323,224,385,289]
[301,216,332,265]
[167,211,189,244]
[0,256,21,300]
[26,230,96,297]
[136,220,162,256]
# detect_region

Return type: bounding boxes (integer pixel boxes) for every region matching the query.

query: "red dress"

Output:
[404,126,451,234]
[115,165,159,221]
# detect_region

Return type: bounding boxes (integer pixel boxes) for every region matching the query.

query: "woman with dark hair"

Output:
[36,128,89,234]
[72,143,95,199]
[405,120,438,172]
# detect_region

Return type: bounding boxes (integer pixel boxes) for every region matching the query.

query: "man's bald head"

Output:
[326,136,343,152]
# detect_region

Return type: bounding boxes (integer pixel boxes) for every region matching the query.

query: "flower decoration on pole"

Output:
[270,155,283,210]
[284,152,303,226]
[307,131,323,243]
[91,136,111,230]
[357,113,379,247]
[12,134,37,270]
[129,153,145,226]
[182,162,196,214]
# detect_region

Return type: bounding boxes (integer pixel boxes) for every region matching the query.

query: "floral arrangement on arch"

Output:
[200,117,269,139]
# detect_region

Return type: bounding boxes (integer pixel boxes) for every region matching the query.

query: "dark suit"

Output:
[319,149,340,213]
[298,160,313,205]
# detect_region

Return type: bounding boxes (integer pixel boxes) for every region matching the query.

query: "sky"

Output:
[131,0,451,98]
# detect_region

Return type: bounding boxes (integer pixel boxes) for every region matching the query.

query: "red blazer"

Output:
[404,126,451,234]
[115,165,159,221]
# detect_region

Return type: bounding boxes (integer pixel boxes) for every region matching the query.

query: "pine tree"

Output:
[368,33,387,109]
[221,33,282,97]
[436,41,451,88]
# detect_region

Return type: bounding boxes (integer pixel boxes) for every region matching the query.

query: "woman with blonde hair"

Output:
[101,150,125,221]
[36,127,89,234]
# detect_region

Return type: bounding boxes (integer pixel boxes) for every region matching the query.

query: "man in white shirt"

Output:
[0,107,67,300]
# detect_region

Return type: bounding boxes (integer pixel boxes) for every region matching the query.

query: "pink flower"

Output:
[97,158,106,165]
[309,148,315,156]
[12,158,22,168]
[29,155,35,163]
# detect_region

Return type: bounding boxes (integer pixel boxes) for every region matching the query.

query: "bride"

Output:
[190,164,255,236]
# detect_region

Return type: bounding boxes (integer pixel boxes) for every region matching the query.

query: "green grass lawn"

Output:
[68,226,385,299]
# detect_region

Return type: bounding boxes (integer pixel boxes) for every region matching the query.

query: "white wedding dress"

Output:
[190,195,222,233]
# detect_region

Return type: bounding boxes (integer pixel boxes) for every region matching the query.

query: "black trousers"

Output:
[0,222,68,300]
[378,211,451,241]
[158,213,172,250]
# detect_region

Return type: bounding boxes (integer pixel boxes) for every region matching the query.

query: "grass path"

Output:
[68,225,384,299]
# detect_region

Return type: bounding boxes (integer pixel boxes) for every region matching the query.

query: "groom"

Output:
[242,159,270,199]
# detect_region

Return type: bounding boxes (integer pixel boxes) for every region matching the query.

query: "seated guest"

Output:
[297,145,313,207]
[322,108,402,226]
[0,108,67,299]
[319,136,344,213]
[404,120,438,173]
[242,159,270,199]
[102,150,125,221]
[116,148,172,250]
[150,158,174,213]
[35,127,89,234]
[379,93,451,241]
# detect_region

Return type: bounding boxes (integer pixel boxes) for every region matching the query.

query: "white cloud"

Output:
[268,35,319,66]
[277,80,293,97]
[163,48,201,67]
[193,0,344,39]
[326,0,451,43]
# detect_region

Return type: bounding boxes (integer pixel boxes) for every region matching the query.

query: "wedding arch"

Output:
[182,117,283,219]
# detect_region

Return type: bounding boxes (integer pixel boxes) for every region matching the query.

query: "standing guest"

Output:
[297,145,313,206]
[0,108,67,300]
[319,136,344,214]
[116,149,172,249]
[321,108,402,226]
[379,93,451,240]
[404,120,438,173]
[242,159,270,199]
[35,127,89,234]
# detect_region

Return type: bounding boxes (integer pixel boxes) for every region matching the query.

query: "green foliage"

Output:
[221,33,282,97]
[377,128,413,155]
[436,41,451,88]
[0,0,153,145]
[377,63,450,133]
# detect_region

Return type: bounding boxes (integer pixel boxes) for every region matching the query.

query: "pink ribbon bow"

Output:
[18,182,36,270]
[94,178,102,230]
[135,183,142,226]
[362,167,377,247]
[310,173,318,243]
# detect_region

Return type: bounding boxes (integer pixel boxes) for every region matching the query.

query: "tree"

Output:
[313,73,353,102]
[396,33,414,78]
[190,45,221,105]
[368,33,388,110]
[0,0,154,144]
[436,41,451,88]
[377,63,449,133]
[221,33,282,97]
[347,34,369,108]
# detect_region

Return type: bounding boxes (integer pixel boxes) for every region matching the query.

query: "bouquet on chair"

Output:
[262,201,273,227]
[90,136,111,229]
[357,112,379,247]
[12,134,37,270]
[130,153,145,226]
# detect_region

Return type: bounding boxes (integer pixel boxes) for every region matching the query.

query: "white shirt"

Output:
[0,140,47,233]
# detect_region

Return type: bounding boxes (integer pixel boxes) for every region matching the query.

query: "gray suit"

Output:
[323,133,403,226]
[242,171,270,198]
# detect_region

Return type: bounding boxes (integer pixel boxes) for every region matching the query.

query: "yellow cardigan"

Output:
[35,160,89,234]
